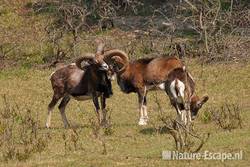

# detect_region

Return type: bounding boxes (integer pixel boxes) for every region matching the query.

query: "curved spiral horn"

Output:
[75,53,96,70]
[103,49,129,65]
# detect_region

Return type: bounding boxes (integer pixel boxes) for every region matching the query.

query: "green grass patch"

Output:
[0,60,249,166]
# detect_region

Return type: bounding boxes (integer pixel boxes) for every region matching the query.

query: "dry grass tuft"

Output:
[153,94,210,152]
[0,95,48,161]
[206,103,243,131]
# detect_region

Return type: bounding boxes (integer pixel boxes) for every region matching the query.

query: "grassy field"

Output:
[0,59,250,167]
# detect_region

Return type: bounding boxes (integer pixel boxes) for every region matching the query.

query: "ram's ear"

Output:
[197,95,209,107]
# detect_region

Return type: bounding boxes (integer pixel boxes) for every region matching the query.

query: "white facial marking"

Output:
[101,62,109,70]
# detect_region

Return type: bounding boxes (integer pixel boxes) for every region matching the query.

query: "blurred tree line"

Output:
[0,0,249,67]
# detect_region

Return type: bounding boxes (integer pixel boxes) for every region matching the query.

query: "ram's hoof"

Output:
[45,122,50,128]
[138,118,147,126]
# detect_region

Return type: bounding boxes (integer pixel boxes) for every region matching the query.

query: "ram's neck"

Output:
[116,64,136,93]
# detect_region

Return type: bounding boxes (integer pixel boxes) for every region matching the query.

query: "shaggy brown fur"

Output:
[103,50,208,125]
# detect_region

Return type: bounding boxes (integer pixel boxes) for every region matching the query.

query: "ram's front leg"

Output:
[185,108,192,127]
[137,89,147,126]
[173,102,182,123]
[183,100,191,126]
[142,95,148,122]
[92,96,101,124]
[100,94,107,126]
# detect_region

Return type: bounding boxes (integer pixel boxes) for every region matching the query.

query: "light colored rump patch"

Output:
[170,80,177,99]
[158,83,165,90]
[170,79,185,103]
[177,80,185,99]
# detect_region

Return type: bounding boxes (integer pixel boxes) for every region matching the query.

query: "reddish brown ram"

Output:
[103,50,208,125]
[165,67,209,124]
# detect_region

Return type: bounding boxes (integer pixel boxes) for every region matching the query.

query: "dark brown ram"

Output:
[46,41,113,128]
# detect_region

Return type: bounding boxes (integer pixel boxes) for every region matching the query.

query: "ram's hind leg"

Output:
[46,94,61,128]
[58,95,71,128]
